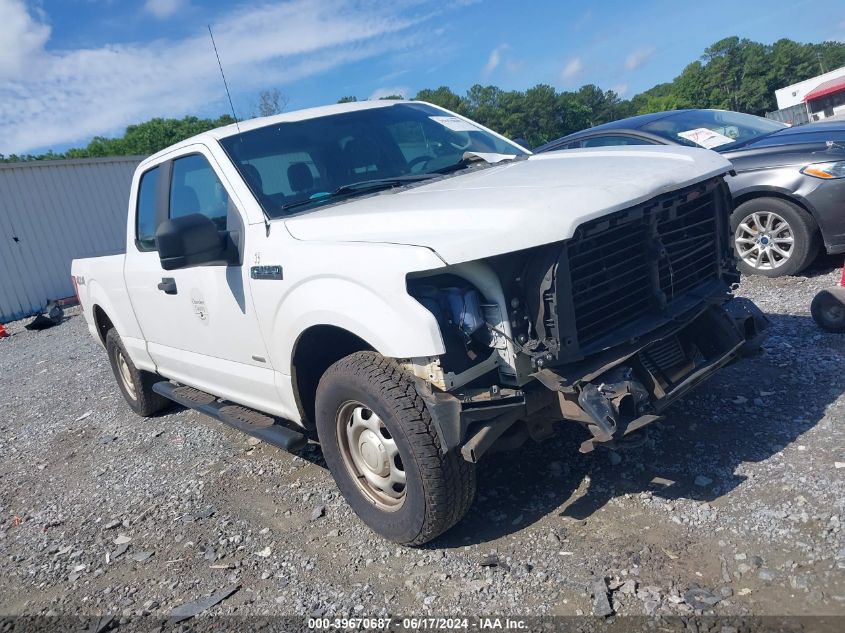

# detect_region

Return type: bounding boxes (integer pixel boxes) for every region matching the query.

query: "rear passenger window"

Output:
[170,154,229,230]
[136,166,160,251]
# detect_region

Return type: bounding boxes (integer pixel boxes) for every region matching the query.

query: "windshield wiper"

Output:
[281,174,437,212]
[332,173,438,194]
[280,153,520,212]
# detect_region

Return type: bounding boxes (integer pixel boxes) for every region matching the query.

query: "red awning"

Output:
[804,76,845,102]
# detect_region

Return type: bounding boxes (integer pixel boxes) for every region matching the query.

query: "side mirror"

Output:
[156,213,226,271]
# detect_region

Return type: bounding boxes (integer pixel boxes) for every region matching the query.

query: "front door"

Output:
[124,146,281,414]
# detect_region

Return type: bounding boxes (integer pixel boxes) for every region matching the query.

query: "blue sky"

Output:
[1,0,842,154]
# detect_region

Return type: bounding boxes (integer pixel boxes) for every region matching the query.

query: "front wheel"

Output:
[730,197,821,277]
[315,351,475,545]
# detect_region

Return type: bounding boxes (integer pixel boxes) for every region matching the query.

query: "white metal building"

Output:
[0,156,144,322]
[775,66,845,110]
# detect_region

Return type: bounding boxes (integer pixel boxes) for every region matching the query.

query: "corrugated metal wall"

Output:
[0,156,144,322]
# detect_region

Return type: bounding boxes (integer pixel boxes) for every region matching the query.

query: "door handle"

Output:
[157,278,177,295]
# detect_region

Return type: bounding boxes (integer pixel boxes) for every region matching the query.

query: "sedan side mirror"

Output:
[156,213,227,271]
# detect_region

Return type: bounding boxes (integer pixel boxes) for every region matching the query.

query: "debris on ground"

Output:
[169,584,240,623]
[684,587,721,610]
[591,578,614,617]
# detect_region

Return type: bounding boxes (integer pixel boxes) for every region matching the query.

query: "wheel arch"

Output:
[92,304,115,346]
[290,324,375,429]
[731,187,819,226]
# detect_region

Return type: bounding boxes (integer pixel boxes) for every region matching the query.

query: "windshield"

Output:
[640,110,787,151]
[219,103,526,217]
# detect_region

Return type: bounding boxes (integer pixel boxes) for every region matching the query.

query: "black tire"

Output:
[811,287,845,333]
[730,197,821,277]
[315,351,475,545]
[105,328,169,416]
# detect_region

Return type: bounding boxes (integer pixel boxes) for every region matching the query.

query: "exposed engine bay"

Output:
[404,176,770,461]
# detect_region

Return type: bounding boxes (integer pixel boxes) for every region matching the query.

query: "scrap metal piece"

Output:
[169,584,240,623]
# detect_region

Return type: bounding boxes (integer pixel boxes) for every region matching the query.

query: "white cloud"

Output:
[611,83,628,97]
[625,46,656,71]
[481,44,516,78]
[0,0,437,154]
[368,86,409,100]
[0,0,51,80]
[561,57,584,80]
[144,0,187,20]
[482,47,501,76]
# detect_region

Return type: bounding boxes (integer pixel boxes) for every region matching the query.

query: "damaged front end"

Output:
[405,176,770,461]
[532,297,768,453]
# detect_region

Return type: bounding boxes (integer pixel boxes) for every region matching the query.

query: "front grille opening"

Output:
[567,180,721,350]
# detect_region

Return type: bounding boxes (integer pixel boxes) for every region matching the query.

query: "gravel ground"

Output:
[0,259,843,623]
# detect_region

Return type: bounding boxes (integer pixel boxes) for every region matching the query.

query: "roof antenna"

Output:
[208,25,270,235]
[207,24,240,133]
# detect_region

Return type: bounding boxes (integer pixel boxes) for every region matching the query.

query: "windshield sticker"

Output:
[429,115,481,132]
[677,128,735,149]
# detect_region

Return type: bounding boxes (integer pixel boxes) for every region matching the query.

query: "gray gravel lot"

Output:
[0,261,843,622]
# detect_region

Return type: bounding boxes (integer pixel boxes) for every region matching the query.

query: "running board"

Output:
[152,382,308,453]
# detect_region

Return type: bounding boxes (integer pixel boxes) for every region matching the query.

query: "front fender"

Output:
[729,173,821,218]
[272,275,446,374]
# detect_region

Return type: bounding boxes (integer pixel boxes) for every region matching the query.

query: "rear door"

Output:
[123,146,281,413]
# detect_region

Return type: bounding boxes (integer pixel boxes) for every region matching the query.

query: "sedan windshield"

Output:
[640,110,787,152]
[219,103,526,217]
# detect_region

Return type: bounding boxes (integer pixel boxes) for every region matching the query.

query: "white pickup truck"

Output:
[72,100,768,545]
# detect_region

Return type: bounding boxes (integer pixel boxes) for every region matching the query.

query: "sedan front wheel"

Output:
[731,197,821,277]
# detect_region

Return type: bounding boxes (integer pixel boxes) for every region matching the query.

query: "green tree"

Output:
[414,86,466,114]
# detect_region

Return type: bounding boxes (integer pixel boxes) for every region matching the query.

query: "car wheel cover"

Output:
[734,211,794,270]
[336,400,406,511]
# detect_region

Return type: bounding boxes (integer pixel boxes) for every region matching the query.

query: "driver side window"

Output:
[170,154,229,230]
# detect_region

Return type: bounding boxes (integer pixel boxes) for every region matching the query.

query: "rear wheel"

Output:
[315,351,475,545]
[105,329,169,416]
[731,197,821,277]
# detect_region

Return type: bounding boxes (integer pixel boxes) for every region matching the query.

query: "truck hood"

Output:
[284,146,732,265]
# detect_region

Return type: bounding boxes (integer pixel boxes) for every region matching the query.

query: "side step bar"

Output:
[152,382,308,453]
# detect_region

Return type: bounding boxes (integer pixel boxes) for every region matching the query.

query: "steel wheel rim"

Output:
[115,349,137,400]
[336,401,406,511]
[734,211,794,270]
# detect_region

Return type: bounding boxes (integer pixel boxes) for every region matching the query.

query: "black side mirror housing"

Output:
[156,214,227,271]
